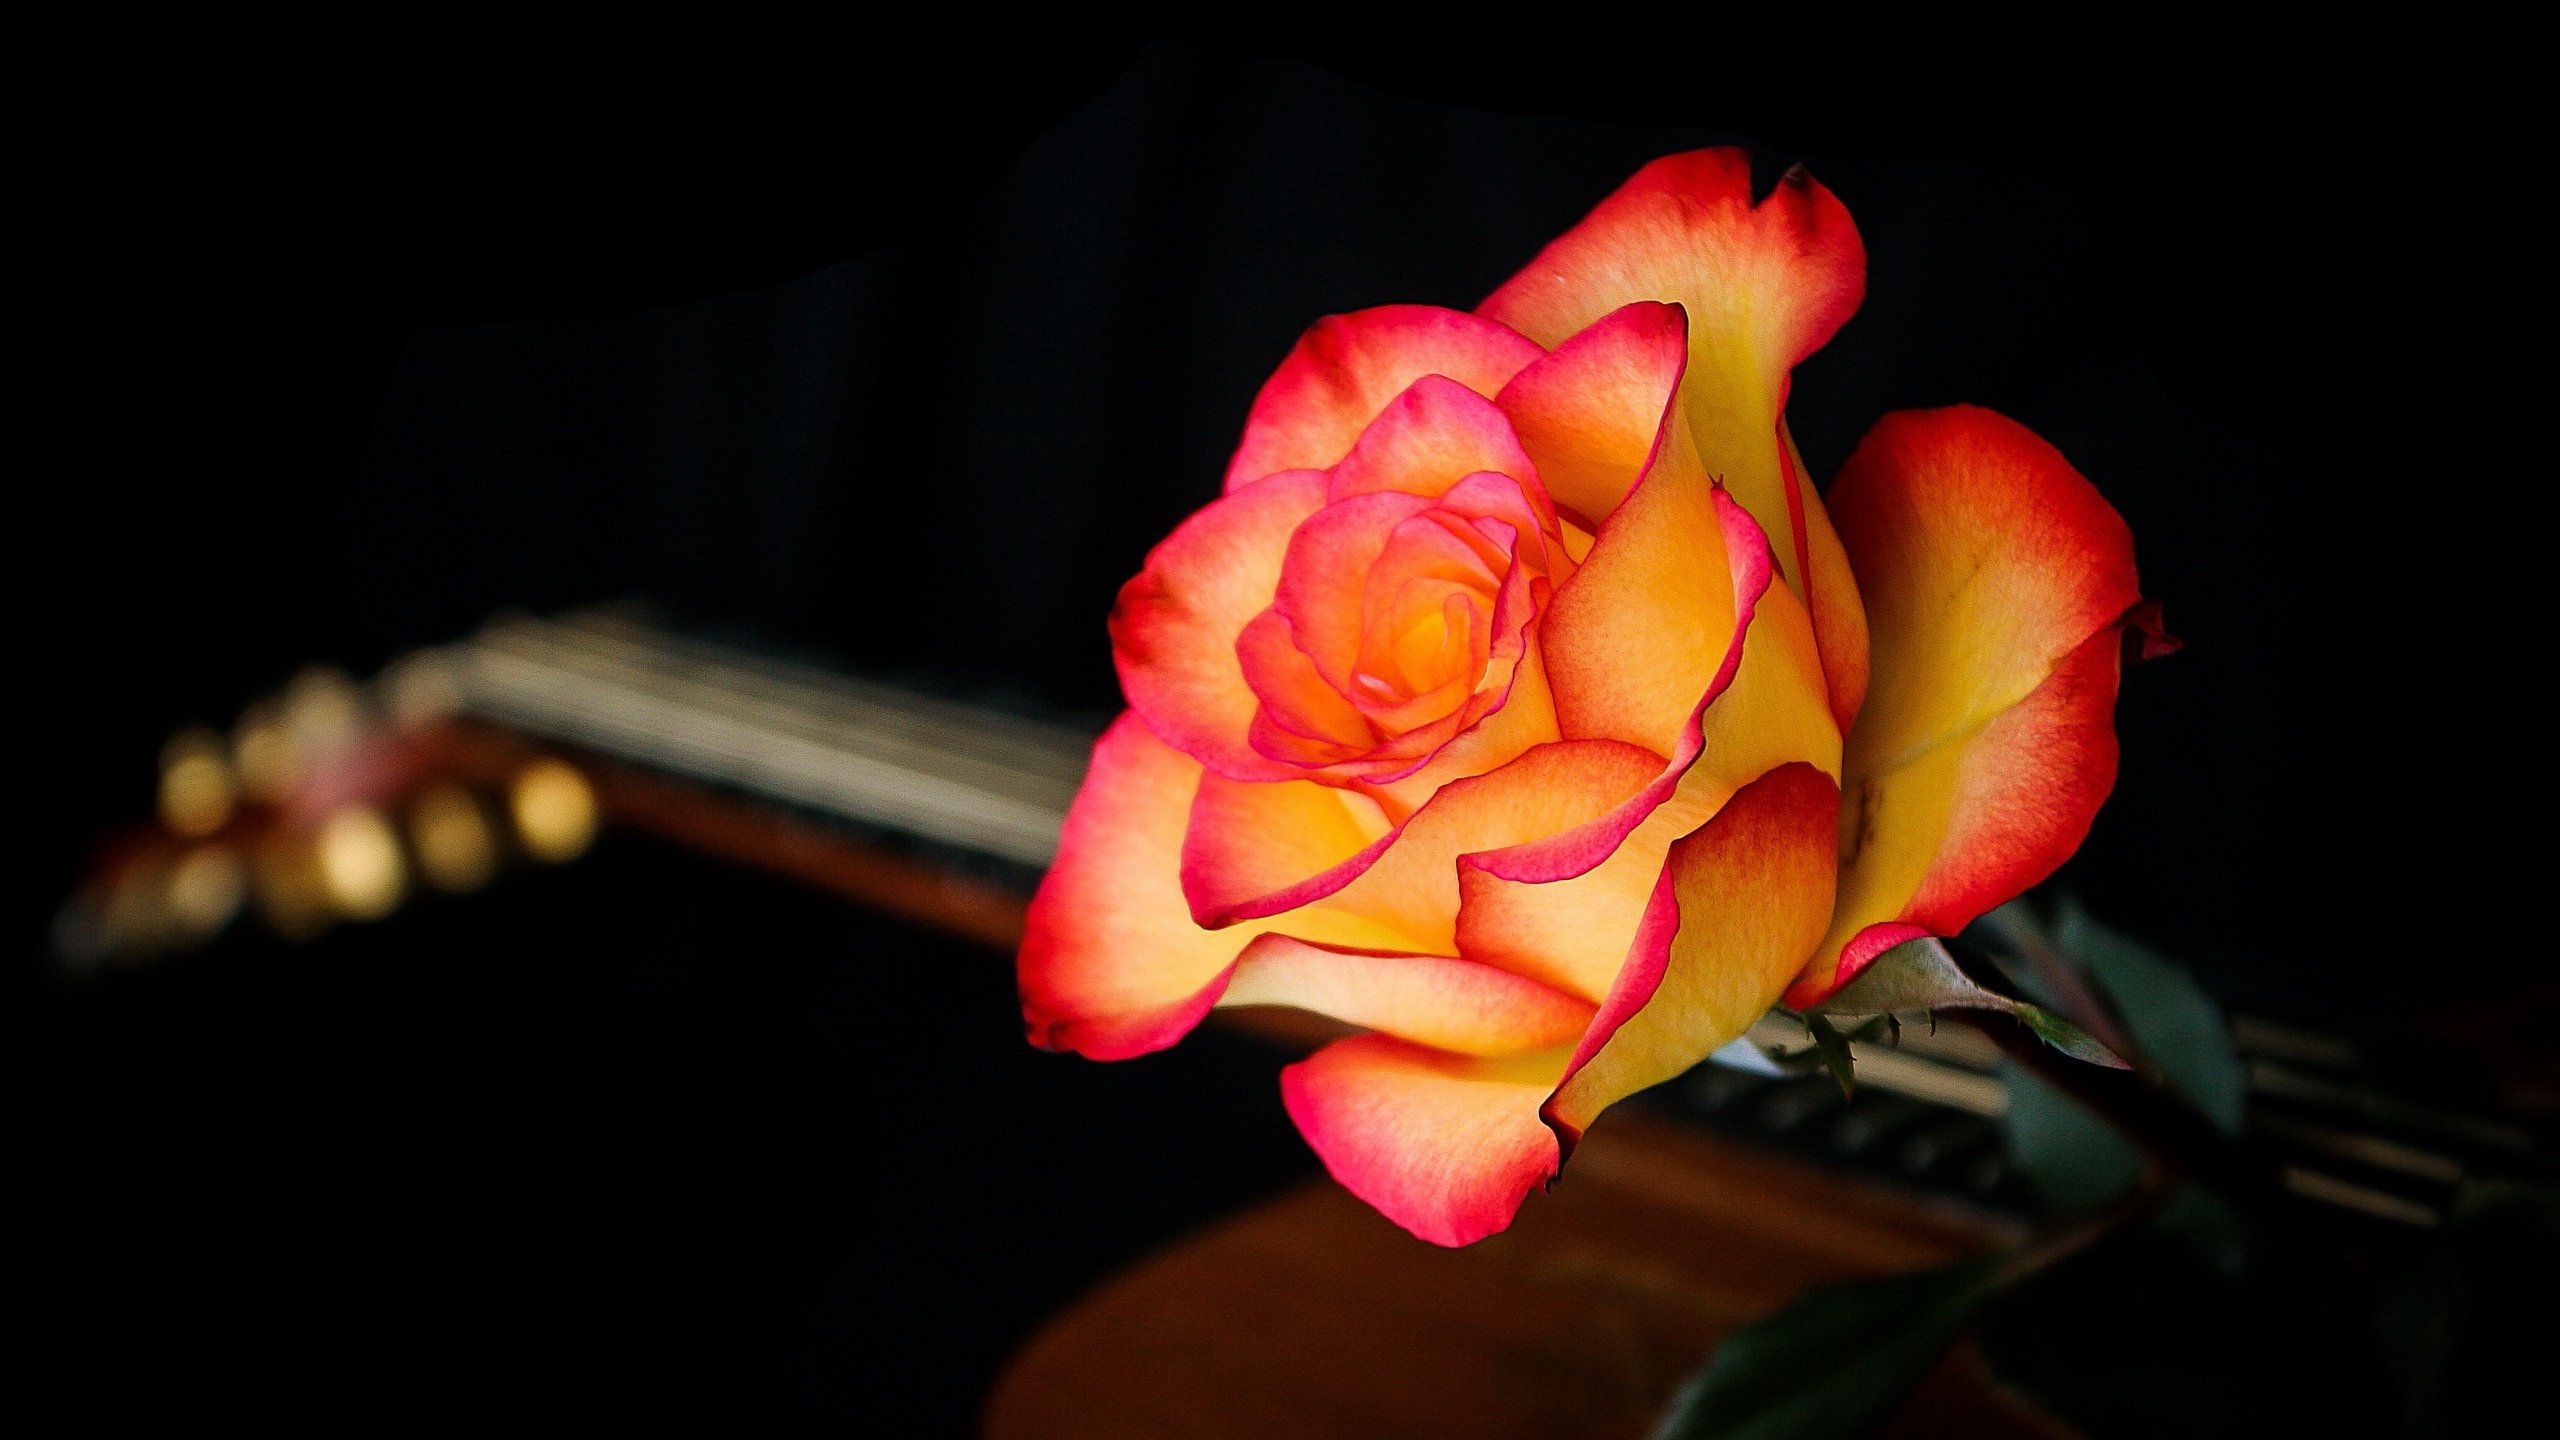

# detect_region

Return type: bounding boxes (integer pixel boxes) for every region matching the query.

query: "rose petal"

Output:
[1793,624,2127,1007]
[1020,713,1410,1059]
[1280,1034,1569,1247]
[1113,470,1331,781]
[1481,149,1867,703]
[1236,608,1375,758]
[1219,935,1596,1057]
[1784,420,1870,733]
[1225,306,1545,491]
[1272,766,1834,1249]
[1451,752,1730,1003]
[1543,762,1841,1146]
[1182,767,1392,928]
[1273,488,1442,697]
[1493,300,1688,528]
[1317,738,1664,949]
[1179,734,1656,945]
[1451,479,1833,1005]
[1540,442,1834,789]
[1325,375,1548,520]
[1357,624,1562,819]
[1790,406,2145,1003]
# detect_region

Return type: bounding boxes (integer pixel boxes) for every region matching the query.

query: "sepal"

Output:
[1806,934,2129,1070]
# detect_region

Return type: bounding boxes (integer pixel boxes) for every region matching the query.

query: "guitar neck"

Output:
[63,609,2542,1237]
[432,609,1097,873]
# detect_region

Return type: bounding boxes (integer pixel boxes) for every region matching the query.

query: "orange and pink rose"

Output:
[1018,149,2169,1246]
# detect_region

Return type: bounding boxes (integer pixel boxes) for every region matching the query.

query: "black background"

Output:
[25,39,2499,1433]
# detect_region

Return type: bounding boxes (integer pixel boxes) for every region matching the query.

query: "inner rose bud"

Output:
[1238,379,1574,785]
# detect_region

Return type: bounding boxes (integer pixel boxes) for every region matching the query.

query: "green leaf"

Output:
[2012,1001,2135,1069]
[1652,1260,2000,1440]
[1996,903,2248,1269]
[2054,902,2244,1133]
[1810,935,2127,1069]
[2001,1048,2142,1214]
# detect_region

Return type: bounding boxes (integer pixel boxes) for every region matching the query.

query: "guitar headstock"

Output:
[55,655,601,972]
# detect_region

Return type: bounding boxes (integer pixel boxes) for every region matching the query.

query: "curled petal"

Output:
[1359,625,1563,820]
[1273,488,1443,698]
[1325,375,1548,516]
[1020,714,1408,1058]
[1441,479,1813,1009]
[1178,734,1655,953]
[1508,466,1833,872]
[1182,768,1392,928]
[1540,443,1836,786]
[1793,406,2146,1003]
[1452,752,1732,1005]
[1281,1034,1569,1248]
[1493,300,1688,528]
[1317,738,1663,950]
[1783,420,1871,733]
[1235,607,1376,758]
[1218,935,1595,1057]
[1112,470,1330,781]
[1544,762,1841,1147]
[1272,765,1836,1248]
[1481,149,1867,703]
[1226,306,1545,491]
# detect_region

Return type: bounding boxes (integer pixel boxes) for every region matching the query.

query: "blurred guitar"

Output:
[56,609,2549,1436]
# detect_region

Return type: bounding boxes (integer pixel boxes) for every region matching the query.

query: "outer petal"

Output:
[1315,738,1662,949]
[1020,714,1407,1059]
[1324,375,1546,511]
[1492,300,1687,528]
[1451,751,1730,1003]
[1181,769,1392,927]
[1112,470,1329,781]
[1446,484,1818,1004]
[1792,407,2145,1003]
[1181,735,1658,945]
[1224,306,1546,491]
[1218,935,1595,1057]
[1544,762,1841,1145]
[1540,441,1835,792]
[1784,420,1870,733]
[1481,151,1863,603]
[1273,766,1834,1249]
[1280,1035,1569,1248]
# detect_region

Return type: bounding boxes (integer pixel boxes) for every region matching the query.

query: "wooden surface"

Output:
[985,1112,2064,1439]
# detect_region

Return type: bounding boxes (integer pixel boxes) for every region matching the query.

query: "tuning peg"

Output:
[507,759,598,863]
[157,727,236,837]
[315,806,406,921]
[231,700,296,805]
[162,844,248,941]
[408,782,497,893]
[250,831,333,940]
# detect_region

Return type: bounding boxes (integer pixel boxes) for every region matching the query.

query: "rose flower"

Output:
[1018,150,2167,1246]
